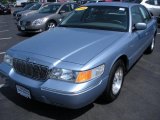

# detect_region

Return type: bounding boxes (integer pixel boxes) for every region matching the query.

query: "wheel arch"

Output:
[47,19,57,26]
[111,55,129,74]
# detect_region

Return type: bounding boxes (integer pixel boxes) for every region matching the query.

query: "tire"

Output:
[145,36,155,54]
[46,21,56,30]
[100,60,125,103]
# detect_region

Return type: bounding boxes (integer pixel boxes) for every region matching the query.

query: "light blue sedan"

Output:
[0,2,157,109]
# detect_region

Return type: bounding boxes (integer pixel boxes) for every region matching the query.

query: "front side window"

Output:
[139,6,151,23]
[131,6,144,26]
[60,6,129,32]
[39,4,60,13]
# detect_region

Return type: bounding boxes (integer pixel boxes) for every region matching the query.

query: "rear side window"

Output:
[139,6,151,23]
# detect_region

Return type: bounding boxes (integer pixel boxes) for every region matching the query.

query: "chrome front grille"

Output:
[13,58,49,80]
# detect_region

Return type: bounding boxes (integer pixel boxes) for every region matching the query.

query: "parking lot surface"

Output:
[0,12,160,120]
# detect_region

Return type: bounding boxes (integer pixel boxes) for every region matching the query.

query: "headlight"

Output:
[49,68,76,81]
[49,64,105,83]
[3,54,13,66]
[32,18,47,26]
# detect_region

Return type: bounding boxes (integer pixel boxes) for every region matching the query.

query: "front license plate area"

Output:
[16,85,31,99]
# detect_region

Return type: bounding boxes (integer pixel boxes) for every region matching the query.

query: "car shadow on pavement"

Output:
[0,85,93,120]
[17,32,37,37]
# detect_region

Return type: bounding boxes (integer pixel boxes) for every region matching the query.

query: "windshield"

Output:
[29,3,41,10]
[39,4,60,13]
[23,3,34,10]
[60,6,129,32]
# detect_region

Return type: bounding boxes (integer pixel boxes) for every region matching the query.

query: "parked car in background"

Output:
[17,2,78,33]
[141,0,160,16]
[13,2,36,18]
[0,4,11,15]
[21,2,37,7]
[15,0,28,7]
[16,3,46,21]
[0,2,157,109]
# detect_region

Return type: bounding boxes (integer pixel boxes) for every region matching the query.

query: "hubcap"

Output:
[48,22,55,30]
[151,37,155,50]
[112,67,123,95]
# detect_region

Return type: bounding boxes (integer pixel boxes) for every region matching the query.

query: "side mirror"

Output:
[134,23,147,30]
[59,10,65,14]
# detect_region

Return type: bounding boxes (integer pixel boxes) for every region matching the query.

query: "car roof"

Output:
[85,2,140,8]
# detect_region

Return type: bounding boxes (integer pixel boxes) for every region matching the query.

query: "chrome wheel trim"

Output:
[48,22,55,30]
[151,37,155,50]
[112,67,123,95]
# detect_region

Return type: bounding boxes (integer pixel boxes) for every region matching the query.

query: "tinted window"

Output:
[131,6,143,25]
[60,6,129,32]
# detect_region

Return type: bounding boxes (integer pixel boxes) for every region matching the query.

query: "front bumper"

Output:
[0,62,108,109]
[17,23,46,33]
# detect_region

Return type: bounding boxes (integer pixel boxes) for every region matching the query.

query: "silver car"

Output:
[141,0,160,16]
[17,2,78,33]
[16,3,46,21]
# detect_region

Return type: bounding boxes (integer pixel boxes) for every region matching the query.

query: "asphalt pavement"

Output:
[0,11,160,120]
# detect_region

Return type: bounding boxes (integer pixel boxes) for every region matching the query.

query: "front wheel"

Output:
[46,21,56,30]
[100,60,125,103]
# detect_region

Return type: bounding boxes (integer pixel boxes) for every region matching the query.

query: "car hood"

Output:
[11,27,127,65]
[21,13,52,21]
[14,9,23,13]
